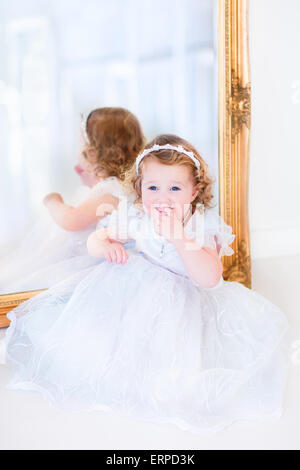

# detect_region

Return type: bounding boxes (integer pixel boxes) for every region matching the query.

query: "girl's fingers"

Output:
[119,246,128,264]
[115,247,122,264]
[151,209,159,224]
[122,248,128,264]
[110,248,117,263]
[105,244,128,264]
[174,205,182,220]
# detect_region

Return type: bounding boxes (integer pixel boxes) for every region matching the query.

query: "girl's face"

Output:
[141,158,199,219]
[74,130,105,187]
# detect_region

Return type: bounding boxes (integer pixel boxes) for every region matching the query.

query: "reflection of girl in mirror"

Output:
[5,135,291,436]
[0,107,145,294]
[43,108,145,231]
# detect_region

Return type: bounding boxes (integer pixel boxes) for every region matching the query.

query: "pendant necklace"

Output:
[159,205,193,258]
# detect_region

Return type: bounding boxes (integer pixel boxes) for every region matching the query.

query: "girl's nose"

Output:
[155,196,173,207]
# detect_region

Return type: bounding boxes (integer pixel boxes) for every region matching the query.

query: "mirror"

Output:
[0,0,251,327]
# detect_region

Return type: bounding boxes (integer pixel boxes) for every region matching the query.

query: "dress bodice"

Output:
[70,176,124,207]
[92,177,129,229]
[108,201,235,284]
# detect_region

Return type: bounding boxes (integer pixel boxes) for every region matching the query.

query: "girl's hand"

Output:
[151,206,185,242]
[43,193,64,207]
[103,242,128,264]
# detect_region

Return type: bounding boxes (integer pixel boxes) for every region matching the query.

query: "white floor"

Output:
[0,254,299,450]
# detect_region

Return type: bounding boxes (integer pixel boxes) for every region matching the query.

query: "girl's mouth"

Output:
[155,206,174,215]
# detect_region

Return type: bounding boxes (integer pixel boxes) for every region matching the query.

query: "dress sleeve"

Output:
[203,209,235,258]
[90,178,125,231]
[88,177,123,199]
[98,198,143,241]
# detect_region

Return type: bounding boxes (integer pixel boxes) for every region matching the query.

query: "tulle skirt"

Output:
[0,211,100,293]
[5,251,291,435]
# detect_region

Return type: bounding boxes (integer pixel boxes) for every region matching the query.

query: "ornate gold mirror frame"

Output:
[0,0,251,328]
[219,0,251,288]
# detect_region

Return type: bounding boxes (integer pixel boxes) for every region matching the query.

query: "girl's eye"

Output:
[148,186,158,191]
[171,186,181,191]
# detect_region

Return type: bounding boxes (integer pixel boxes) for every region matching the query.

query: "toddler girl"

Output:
[0,107,145,293]
[5,134,291,436]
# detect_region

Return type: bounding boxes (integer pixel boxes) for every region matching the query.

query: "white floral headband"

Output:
[80,112,90,144]
[136,144,200,174]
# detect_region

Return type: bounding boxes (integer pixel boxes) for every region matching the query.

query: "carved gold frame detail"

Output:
[219,0,251,288]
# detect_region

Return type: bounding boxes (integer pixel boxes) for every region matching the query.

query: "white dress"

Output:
[0,177,124,294]
[5,203,291,436]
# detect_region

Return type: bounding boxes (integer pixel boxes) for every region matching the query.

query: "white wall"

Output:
[249,0,300,259]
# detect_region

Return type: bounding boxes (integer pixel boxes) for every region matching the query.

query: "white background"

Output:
[249,0,300,258]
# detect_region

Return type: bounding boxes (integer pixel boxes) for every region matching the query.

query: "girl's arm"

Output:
[153,208,223,289]
[87,227,132,264]
[43,192,119,231]
[172,234,223,289]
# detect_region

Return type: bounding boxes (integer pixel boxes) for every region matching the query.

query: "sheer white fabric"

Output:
[5,203,291,436]
[0,177,124,293]
[107,203,235,282]
[202,209,235,258]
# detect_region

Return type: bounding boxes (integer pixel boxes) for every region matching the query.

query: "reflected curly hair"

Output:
[82,107,146,181]
[124,134,216,212]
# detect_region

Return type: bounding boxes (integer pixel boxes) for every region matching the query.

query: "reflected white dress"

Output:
[5,203,291,435]
[0,177,124,294]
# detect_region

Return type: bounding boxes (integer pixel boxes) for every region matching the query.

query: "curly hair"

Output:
[82,107,146,181]
[124,134,216,212]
